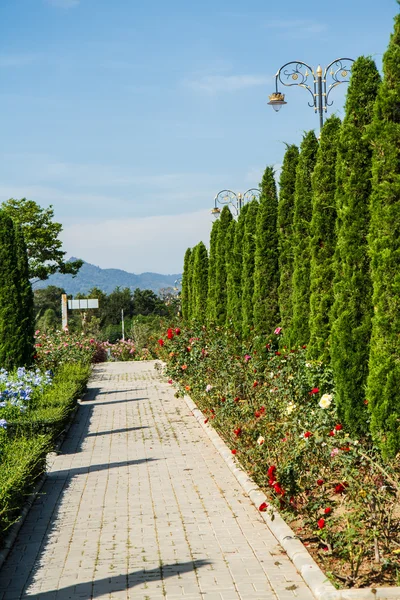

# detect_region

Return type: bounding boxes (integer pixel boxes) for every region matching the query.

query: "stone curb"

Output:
[182,393,400,600]
[0,401,80,572]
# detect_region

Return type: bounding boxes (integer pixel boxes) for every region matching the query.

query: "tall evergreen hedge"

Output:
[241,200,259,338]
[187,249,195,320]
[366,14,400,458]
[225,218,236,328]
[330,57,381,436]
[191,241,209,322]
[0,212,23,369]
[253,166,279,335]
[290,131,319,348]
[308,116,341,362]
[215,207,233,325]
[277,145,299,333]
[206,219,220,324]
[226,204,248,334]
[181,247,192,321]
[14,225,35,366]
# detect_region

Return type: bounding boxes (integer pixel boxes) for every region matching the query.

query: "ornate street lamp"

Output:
[212,188,261,217]
[268,58,354,131]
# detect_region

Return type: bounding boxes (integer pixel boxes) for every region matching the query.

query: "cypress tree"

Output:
[366,14,400,458]
[206,219,220,324]
[241,200,259,338]
[14,224,35,366]
[225,218,237,328]
[226,204,248,334]
[0,211,22,369]
[253,166,280,335]
[215,206,233,325]
[290,131,319,347]
[192,241,209,322]
[181,247,192,321]
[308,116,341,362]
[330,57,381,435]
[277,145,299,333]
[187,249,195,320]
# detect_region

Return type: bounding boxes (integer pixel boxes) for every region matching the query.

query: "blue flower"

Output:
[0,419,7,429]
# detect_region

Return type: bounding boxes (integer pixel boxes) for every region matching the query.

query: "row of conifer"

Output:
[181,11,400,458]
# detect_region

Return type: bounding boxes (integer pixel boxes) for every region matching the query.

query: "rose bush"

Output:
[158,323,400,587]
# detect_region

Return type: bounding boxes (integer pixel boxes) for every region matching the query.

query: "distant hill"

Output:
[33,258,182,295]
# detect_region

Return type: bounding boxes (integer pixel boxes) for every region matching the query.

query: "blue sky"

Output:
[0,0,398,273]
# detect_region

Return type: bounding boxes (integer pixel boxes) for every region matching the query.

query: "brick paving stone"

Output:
[0,361,316,599]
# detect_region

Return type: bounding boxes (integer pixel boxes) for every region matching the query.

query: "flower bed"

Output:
[159,324,400,588]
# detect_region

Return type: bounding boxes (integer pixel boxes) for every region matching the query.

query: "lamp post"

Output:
[268,58,354,131]
[211,188,261,218]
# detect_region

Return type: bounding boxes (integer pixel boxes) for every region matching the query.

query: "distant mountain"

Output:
[33,258,182,295]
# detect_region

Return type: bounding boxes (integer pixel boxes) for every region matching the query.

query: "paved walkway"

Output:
[0,361,315,600]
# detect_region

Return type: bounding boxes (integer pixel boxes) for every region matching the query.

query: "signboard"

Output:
[68,299,99,310]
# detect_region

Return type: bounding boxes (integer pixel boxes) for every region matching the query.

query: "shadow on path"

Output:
[29,560,211,599]
[86,426,148,437]
[48,457,159,480]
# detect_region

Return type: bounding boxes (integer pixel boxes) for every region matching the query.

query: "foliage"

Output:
[241,200,259,338]
[159,323,400,587]
[34,285,65,328]
[0,211,24,370]
[290,130,319,348]
[367,13,400,458]
[191,242,209,321]
[1,198,83,281]
[34,329,105,371]
[253,166,280,335]
[14,225,35,367]
[277,145,299,333]
[330,57,381,436]
[226,204,248,334]
[308,116,341,362]
[215,207,233,326]
[206,219,220,324]
[181,248,192,321]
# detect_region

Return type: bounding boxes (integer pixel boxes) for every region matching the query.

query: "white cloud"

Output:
[185,74,270,94]
[46,0,80,7]
[61,210,214,273]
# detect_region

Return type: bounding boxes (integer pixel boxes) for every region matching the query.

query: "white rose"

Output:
[319,394,332,409]
[257,436,265,446]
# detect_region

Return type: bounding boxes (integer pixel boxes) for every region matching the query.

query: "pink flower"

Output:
[274,327,283,335]
[330,448,340,457]
[244,354,251,362]
[168,379,173,384]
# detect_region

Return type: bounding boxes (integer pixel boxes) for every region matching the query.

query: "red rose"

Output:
[168,379,173,384]
[167,328,174,339]
[220,397,226,403]
[304,431,312,438]
[259,502,268,512]
[324,507,332,515]
[316,479,324,486]
[255,410,261,418]
[335,483,346,494]
[175,328,181,335]
[273,483,284,496]
[302,345,307,349]
[317,518,325,529]
[329,430,335,437]
[253,381,258,388]
[310,387,319,395]
[275,351,281,356]
[335,424,343,431]
[231,449,237,455]
[158,339,164,346]
[234,427,242,437]
[234,397,240,403]
[267,465,276,478]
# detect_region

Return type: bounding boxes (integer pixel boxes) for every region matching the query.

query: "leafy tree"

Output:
[1,198,82,281]
[181,248,192,321]
[226,204,248,333]
[191,242,208,322]
[290,131,319,347]
[330,57,381,436]
[277,145,299,334]
[241,200,259,338]
[132,288,167,317]
[0,211,23,369]
[105,287,133,325]
[253,166,279,335]
[36,308,59,332]
[207,219,220,324]
[34,285,66,325]
[366,14,400,457]
[14,225,35,366]
[215,207,233,325]
[307,115,341,362]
